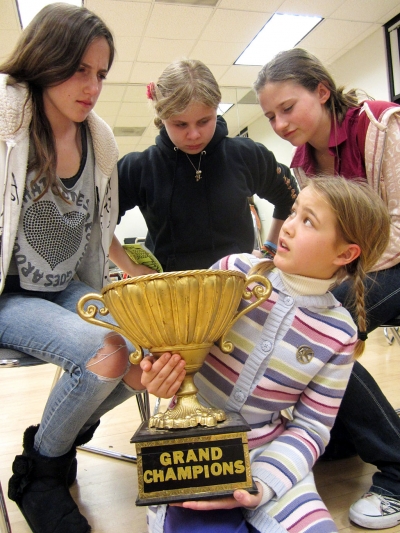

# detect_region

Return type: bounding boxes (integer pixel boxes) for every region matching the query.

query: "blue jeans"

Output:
[328,263,400,497]
[0,281,138,457]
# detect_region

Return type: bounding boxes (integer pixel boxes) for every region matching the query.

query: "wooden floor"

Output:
[1,327,400,533]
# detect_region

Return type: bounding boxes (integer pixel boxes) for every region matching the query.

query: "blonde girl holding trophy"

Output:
[141,176,390,533]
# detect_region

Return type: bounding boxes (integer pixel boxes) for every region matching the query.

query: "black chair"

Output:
[0,347,152,531]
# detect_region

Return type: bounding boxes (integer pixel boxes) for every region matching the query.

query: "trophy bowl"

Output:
[77,269,271,429]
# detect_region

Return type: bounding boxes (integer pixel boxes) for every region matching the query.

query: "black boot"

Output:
[67,420,100,487]
[8,425,91,533]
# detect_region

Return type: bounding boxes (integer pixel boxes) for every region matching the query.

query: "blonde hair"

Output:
[251,176,391,358]
[149,59,221,129]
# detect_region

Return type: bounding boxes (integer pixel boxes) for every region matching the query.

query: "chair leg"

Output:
[0,480,12,533]
[50,367,62,390]
[390,327,400,346]
[77,444,139,463]
[383,327,395,345]
[383,326,400,346]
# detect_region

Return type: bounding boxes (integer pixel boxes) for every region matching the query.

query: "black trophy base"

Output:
[131,411,257,506]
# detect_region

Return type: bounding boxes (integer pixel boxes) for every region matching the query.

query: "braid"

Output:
[352,263,367,358]
[304,177,390,360]
[248,259,275,277]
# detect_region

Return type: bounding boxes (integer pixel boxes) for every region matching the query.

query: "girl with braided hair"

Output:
[141,176,390,533]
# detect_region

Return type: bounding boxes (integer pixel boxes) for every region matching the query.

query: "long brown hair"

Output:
[254,48,361,124]
[251,176,390,358]
[0,2,115,196]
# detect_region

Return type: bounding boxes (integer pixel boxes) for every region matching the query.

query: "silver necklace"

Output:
[186,151,206,181]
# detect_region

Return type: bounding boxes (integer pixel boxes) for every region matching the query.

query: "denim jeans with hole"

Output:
[327,263,400,497]
[0,280,138,457]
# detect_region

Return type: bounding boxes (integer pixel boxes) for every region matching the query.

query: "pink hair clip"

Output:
[146,82,155,100]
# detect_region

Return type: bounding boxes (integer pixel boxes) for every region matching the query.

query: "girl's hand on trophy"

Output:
[140,352,186,398]
[170,483,263,510]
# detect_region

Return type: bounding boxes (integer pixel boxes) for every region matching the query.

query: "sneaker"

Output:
[349,492,400,529]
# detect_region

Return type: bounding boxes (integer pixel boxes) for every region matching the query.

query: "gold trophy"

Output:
[77,269,272,505]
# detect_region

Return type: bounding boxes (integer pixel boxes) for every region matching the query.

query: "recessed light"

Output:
[235,13,322,66]
[217,103,234,115]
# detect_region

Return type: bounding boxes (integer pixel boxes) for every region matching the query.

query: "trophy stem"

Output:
[175,373,199,397]
[148,373,226,429]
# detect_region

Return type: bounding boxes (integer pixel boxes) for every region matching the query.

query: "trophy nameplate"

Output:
[131,411,257,505]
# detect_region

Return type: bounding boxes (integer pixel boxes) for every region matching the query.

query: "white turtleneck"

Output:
[279,270,337,297]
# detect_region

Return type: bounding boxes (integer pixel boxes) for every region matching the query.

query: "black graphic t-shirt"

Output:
[13,127,95,292]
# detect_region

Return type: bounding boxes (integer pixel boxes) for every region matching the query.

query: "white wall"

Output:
[329,27,389,101]
[115,206,148,243]
[115,26,390,244]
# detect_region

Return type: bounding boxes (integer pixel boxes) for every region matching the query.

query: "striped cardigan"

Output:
[195,255,356,512]
[148,254,357,533]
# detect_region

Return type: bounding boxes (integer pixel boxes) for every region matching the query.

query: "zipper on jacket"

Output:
[0,140,16,291]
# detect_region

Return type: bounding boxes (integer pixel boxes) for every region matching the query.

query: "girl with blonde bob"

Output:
[112,59,298,274]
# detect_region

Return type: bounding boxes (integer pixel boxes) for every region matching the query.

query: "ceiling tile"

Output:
[190,40,246,65]
[218,0,281,12]
[201,9,272,43]
[296,45,347,65]
[115,115,152,128]
[95,101,122,116]
[205,64,231,82]
[114,35,141,61]
[219,87,244,105]
[330,0,400,22]
[119,102,153,117]
[218,65,263,87]
[123,85,148,102]
[300,18,374,49]
[129,61,170,83]
[87,0,151,36]
[107,61,135,83]
[277,0,345,17]
[144,4,213,39]
[101,116,116,129]
[137,37,196,62]
[99,85,127,102]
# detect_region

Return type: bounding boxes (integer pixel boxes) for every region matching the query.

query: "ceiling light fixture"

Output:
[16,0,82,29]
[235,13,322,66]
[217,103,234,115]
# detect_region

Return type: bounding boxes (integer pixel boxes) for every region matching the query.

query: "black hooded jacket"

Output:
[117,116,298,271]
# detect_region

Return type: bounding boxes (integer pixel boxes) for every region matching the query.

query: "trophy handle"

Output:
[219,274,272,354]
[76,293,144,365]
